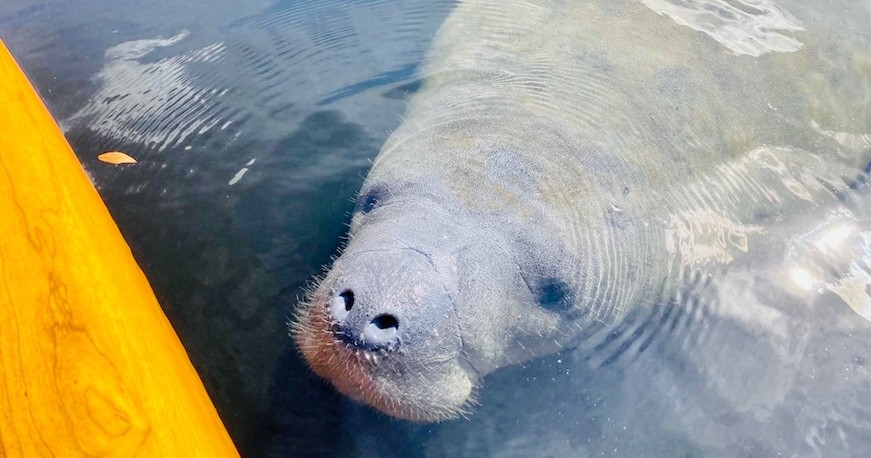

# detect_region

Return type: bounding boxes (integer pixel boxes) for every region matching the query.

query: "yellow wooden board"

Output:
[0,40,239,457]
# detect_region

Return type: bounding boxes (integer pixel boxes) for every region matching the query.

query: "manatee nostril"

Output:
[339,290,355,311]
[371,314,398,330]
[360,313,400,350]
[329,289,355,322]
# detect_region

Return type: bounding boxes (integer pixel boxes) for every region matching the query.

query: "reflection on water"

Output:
[2,0,870,456]
[66,30,230,151]
[787,210,871,321]
[641,0,804,56]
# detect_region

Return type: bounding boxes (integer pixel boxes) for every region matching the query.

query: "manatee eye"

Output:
[531,278,573,312]
[356,186,387,214]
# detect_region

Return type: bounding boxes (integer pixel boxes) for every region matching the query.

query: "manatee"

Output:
[292,0,871,422]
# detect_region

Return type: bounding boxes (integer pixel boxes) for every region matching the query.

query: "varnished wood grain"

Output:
[0,40,239,457]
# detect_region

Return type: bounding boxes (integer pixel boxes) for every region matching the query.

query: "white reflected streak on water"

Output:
[811,120,871,152]
[665,208,763,269]
[63,30,229,152]
[228,158,257,186]
[790,266,817,291]
[787,211,871,321]
[640,0,804,56]
[660,143,871,323]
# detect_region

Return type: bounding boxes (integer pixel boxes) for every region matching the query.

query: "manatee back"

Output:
[400,0,869,189]
[362,0,870,322]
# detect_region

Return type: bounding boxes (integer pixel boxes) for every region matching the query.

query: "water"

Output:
[2,0,869,456]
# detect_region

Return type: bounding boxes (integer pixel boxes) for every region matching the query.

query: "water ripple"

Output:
[65,31,230,152]
[640,0,804,56]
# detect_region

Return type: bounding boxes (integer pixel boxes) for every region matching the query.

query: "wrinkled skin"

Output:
[293,0,870,421]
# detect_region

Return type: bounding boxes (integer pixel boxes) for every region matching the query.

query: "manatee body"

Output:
[293,0,871,421]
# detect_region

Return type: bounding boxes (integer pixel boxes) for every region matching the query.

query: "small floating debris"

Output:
[98,151,137,165]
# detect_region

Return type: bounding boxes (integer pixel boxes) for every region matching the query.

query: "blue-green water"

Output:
[2,1,454,455]
[2,1,870,456]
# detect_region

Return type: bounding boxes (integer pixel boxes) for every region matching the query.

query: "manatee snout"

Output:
[327,250,450,355]
[330,288,400,352]
[292,237,479,422]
